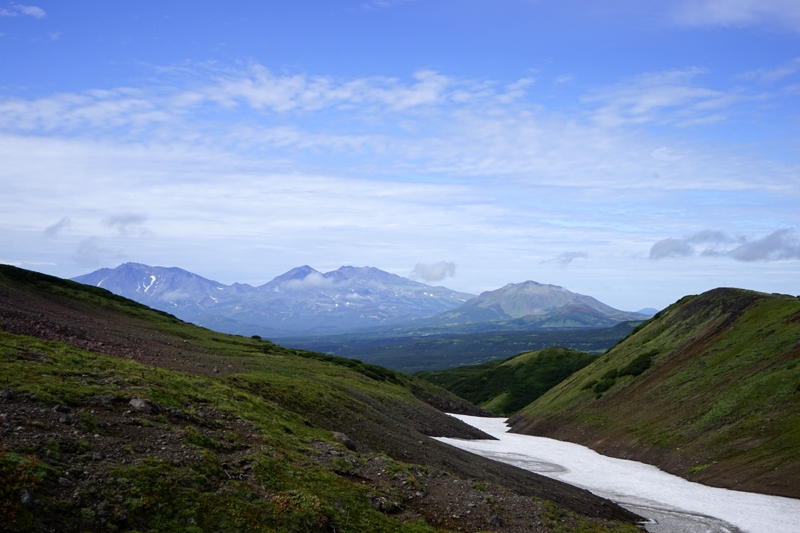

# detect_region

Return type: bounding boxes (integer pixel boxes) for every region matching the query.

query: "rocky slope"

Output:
[509,288,800,499]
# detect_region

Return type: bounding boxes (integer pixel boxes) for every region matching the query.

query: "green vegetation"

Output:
[512,288,800,498]
[418,347,598,414]
[0,331,440,532]
[580,350,657,396]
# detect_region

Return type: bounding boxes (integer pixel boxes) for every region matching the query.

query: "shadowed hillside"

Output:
[510,288,800,499]
[418,347,598,415]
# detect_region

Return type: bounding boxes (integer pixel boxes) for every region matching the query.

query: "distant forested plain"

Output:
[277,321,641,373]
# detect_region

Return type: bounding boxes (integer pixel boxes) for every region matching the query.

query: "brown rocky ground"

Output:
[1,390,640,533]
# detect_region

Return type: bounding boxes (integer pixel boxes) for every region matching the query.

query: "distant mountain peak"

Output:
[426,279,648,329]
[267,265,320,284]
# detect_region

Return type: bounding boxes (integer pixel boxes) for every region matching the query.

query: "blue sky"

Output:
[1,0,799,311]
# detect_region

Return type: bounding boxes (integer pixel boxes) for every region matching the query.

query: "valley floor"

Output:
[436,415,800,533]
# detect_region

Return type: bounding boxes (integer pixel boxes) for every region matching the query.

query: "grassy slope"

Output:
[510,288,800,498]
[418,347,598,415]
[0,265,640,532]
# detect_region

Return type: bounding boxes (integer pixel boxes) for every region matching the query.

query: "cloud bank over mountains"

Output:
[650,228,800,262]
[411,261,456,283]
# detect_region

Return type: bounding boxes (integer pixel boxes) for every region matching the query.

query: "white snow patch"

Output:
[143,275,156,293]
[435,415,800,533]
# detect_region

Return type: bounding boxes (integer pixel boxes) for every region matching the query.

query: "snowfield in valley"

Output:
[436,415,800,533]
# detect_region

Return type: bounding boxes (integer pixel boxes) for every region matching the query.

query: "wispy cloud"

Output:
[360,0,417,10]
[103,213,148,237]
[73,237,121,267]
[0,66,533,138]
[177,65,524,113]
[411,261,456,282]
[43,216,70,237]
[0,3,45,18]
[739,57,800,84]
[550,251,588,266]
[673,0,800,33]
[583,68,740,128]
[650,229,800,262]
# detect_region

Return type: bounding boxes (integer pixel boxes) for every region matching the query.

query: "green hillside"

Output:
[510,288,800,498]
[418,347,598,415]
[0,265,640,533]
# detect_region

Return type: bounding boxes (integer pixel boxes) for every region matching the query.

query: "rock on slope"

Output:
[509,287,800,499]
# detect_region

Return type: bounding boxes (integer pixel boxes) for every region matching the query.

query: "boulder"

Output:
[331,431,357,451]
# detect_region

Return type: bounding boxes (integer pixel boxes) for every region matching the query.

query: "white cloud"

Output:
[284,271,335,290]
[673,0,800,32]
[0,3,45,18]
[410,261,456,282]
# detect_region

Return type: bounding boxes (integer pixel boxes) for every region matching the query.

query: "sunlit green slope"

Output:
[510,288,800,498]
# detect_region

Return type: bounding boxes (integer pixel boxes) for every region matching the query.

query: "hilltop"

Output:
[509,288,800,499]
[418,347,598,415]
[0,265,640,532]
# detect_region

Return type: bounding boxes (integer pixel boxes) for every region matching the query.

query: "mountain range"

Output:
[72,263,475,335]
[72,263,650,336]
